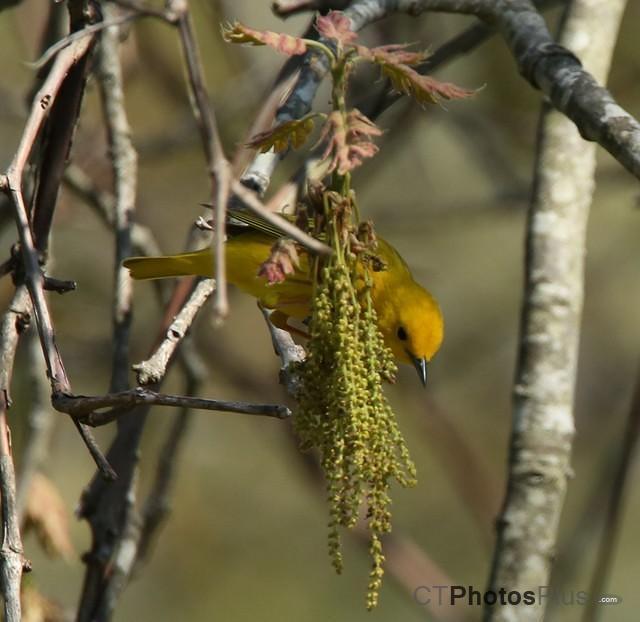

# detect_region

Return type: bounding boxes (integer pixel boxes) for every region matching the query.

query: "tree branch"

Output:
[244,0,639,196]
[232,180,332,255]
[133,279,216,385]
[0,421,28,622]
[0,286,32,622]
[168,0,230,321]
[366,0,640,178]
[484,1,627,620]
[1,31,114,480]
[96,3,138,394]
[54,387,290,424]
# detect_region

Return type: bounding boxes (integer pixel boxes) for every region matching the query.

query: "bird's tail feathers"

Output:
[123,250,212,280]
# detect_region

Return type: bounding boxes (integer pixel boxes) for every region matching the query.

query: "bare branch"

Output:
[232,180,332,255]
[0,286,32,622]
[1,30,114,479]
[8,36,94,180]
[30,39,96,254]
[352,0,640,178]
[169,0,230,321]
[73,422,118,480]
[0,420,28,622]
[0,287,31,412]
[53,387,291,424]
[31,12,161,71]
[96,3,138,394]
[260,306,306,396]
[485,1,627,620]
[134,279,216,385]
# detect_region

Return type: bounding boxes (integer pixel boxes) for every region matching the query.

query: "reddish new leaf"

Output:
[359,41,475,106]
[258,239,301,284]
[316,11,358,45]
[222,22,307,56]
[246,116,317,153]
[358,43,429,67]
[347,109,383,140]
[382,62,476,105]
[318,109,382,175]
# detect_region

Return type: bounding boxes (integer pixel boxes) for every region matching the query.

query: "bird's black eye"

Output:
[397,326,408,341]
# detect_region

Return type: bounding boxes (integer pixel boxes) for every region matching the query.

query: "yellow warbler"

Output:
[123,217,443,385]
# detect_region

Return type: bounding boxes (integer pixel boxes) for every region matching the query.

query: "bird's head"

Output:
[379,282,444,387]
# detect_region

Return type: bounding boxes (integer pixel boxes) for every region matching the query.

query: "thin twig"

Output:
[2,28,114,479]
[232,180,332,255]
[4,179,114,479]
[0,418,28,622]
[0,286,32,622]
[170,0,230,321]
[260,306,306,396]
[134,279,216,385]
[30,11,165,70]
[8,35,93,197]
[73,422,119,480]
[54,386,290,424]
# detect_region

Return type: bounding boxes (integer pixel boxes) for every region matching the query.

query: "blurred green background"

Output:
[1,1,639,620]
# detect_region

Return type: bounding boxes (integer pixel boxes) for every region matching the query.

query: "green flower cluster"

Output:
[294,217,417,609]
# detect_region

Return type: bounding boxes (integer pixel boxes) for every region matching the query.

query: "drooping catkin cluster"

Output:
[294,191,417,610]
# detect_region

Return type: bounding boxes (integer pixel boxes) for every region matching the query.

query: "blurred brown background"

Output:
[0,1,639,620]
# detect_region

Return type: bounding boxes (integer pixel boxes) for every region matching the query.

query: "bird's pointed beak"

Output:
[408,351,428,388]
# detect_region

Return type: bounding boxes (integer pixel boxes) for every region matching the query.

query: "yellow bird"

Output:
[123,214,443,385]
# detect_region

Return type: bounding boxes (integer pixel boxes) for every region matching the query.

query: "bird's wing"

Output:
[226,207,311,240]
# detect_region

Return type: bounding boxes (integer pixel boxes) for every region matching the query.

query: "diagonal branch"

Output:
[0,21,116,479]
[169,0,230,321]
[133,279,216,385]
